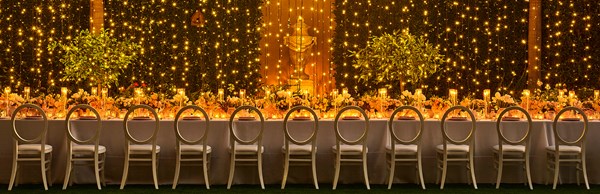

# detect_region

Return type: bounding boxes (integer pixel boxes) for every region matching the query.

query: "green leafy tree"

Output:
[353,31,444,93]
[48,29,141,89]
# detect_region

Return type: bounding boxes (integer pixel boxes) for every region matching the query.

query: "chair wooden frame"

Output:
[494,106,533,190]
[172,105,211,189]
[436,105,477,189]
[387,106,425,189]
[227,105,265,189]
[281,106,319,189]
[8,104,52,191]
[546,106,589,190]
[120,104,160,189]
[332,106,370,190]
[63,104,105,190]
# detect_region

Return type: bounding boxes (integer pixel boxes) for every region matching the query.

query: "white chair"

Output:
[120,104,160,189]
[546,106,589,190]
[493,106,532,190]
[387,105,425,189]
[172,105,211,189]
[436,105,477,189]
[332,106,370,190]
[281,106,319,189]
[8,104,52,191]
[63,104,106,190]
[227,105,265,189]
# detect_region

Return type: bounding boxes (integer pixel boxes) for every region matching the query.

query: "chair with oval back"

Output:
[493,106,533,190]
[387,105,425,189]
[436,105,477,189]
[172,105,211,189]
[281,106,319,189]
[63,104,106,190]
[546,106,589,190]
[332,106,370,190]
[120,104,160,189]
[227,105,265,189]
[8,104,52,191]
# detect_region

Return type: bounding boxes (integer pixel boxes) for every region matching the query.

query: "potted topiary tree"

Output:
[49,29,141,92]
[352,30,444,92]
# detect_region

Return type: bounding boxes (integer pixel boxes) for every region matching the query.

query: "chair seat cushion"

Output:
[332,145,367,154]
[282,144,315,154]
[129,144,161,154]
[436,144,469,153]
[386,144,418,154]
[546,145,581,153]
[18,144,53,154]
[72,144,106,154]
[180,144,212,154]
[493,145,525,153]
[230,145,264,154]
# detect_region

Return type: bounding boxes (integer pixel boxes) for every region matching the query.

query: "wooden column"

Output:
[90,0,104,34]
[527,0,542,89]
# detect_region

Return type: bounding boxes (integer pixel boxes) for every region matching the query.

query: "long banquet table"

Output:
[0,118,597,186]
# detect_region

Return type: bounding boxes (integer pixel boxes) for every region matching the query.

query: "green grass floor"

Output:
[2,183,598,194]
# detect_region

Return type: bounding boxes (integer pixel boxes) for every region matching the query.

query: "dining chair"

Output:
[332,106,370,190]
[120,104,160,189]
[493,106,533,190]
[436,105,477,189]
[546,106,589,189]
[227,105,265,189]
[281,106,319,189]
[63,104,106,190]
[8,104,52,191]
[172,105,211,189]
[387,105,425,189]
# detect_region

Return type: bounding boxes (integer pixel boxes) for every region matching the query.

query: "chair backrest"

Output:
[334,106,369,146]
[228,105,265,145]
[123,105,160,145]
[11,104,48,145]
[65,104,102,147]
[440,105,476,145]
[283,106,319,146]
[174,105,210,145]
[495,106,532,146]
[552,106,588,148]
[388,106,424,145]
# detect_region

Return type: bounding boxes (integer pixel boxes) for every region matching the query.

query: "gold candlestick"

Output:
[23,87,30,101]
[483,89,490,118]
[4,87,10,117]
[449,89,458,106]
[522,89,530,114]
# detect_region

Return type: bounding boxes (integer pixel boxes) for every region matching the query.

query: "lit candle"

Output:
[91,87,98,96]
[4,87,10,117]
[595,90,599,100]
[240,89,246,100]
[449,89,457,106]
[101,87,108,98]
[483,89,490,118]
[332,89,339,97]
[61,87,68,115]
[23,87,30,101]
[558,90,565,98]
[265,89,271,99]
[522,89,530,113]
[218,88,224,101]
[378,88,387,99]
[342,88,348,96]
[568,90,575,98]
[415,88,423,108]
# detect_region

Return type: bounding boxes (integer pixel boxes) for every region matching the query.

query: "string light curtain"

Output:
[104,0,263,95]
[542,0,600,89]
[0,0,89,93]
[333,0,529,97]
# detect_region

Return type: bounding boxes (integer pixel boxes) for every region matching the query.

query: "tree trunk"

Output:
[399,75,405,92]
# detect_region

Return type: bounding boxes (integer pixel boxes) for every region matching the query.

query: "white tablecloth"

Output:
[0,118,596,185]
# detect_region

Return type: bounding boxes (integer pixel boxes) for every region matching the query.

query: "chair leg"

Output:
[311,152,319,190]
[8,159,18,191]
[552,155,560,190]
[172,152,181,189]
[440,154,448,189]
[281,154,290,189]
[525,154,533,190]
[120,154,130,189]
[152,153,159,190]
[41,156,49,190]
[387,154,395,189]
[495,155,503,189]
[94,157,102,190]
[258,152,265,190]
[469,153,478,189]
[332,154,341,190]
[101,153,106,187]
[576,163,581,186]
[48,153,53,187]
[227,152,235,189]
[63,159,73,190]
[581,154,590,190]
[203,156,211,189]
[417,154,426,190]
[362,154,370,190]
